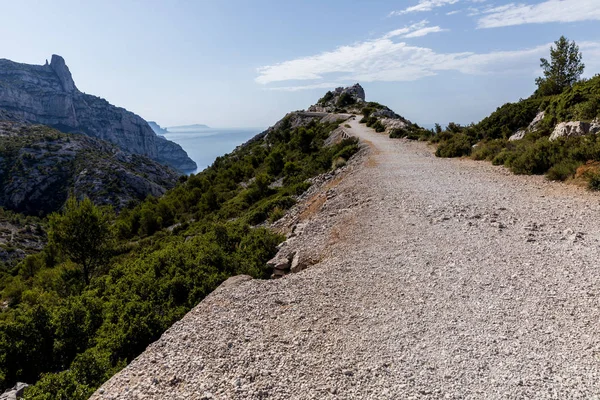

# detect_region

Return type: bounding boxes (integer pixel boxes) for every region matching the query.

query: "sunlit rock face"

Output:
[0,55,196,172]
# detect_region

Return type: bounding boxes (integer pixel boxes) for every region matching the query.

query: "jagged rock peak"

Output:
[49,54,77,93]
[335,83,365,102]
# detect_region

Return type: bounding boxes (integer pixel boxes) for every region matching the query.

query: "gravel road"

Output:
[92,117,600,399]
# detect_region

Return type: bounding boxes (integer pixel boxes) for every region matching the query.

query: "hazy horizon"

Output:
[2,0,599,128]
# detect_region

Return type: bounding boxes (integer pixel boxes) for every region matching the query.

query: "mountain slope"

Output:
[0,121,179,214]
[2,87,362,400]
[0,55,196,172]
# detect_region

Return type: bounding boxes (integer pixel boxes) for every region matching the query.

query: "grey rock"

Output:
[509,111,545,141]
[590,119,600,134]
[0,55,195,172]
[509,129,526,141]
[528,111,545,132]
[0,382,29,400]
[290,252,310,273]
[550,121,593,141]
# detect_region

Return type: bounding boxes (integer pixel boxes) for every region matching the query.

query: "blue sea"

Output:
[164,127,265,174]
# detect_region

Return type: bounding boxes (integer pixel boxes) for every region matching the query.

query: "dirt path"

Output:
[93,119,600,399]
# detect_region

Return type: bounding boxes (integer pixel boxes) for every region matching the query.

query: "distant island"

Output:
[168,124,211,132]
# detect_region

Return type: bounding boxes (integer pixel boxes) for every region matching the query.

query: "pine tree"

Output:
[536,36,585,96]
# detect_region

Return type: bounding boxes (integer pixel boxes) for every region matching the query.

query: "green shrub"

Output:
[435,134,472,158]
[389,128,407,138]
[361,107,374,118]
[505,139,560,175]
[588,172,600,190]
[546,160,580,181]
[332,157,346,169]
[318,91,334,105]
[336,93,356,108]
[471,139,507,161]
[268,207,286,223]
[372,121,385,133]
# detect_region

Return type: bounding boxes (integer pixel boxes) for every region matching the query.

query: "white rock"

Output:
[550,121,590,141]
[508,130,526,141]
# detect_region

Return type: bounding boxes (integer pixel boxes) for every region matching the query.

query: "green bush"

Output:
[546,160,580,181]
[588,172,600,190]
[505,139,557,174]
[372,121,385,133]
[471,139,507,161]
[435,134,472,158]
[336,93,356,108]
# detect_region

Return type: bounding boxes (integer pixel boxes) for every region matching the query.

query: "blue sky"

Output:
[1,0,599,128]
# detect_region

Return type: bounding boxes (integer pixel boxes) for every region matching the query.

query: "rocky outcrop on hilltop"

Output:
[0,55,196,172]
[0,121,180,214]
[308,83,366,113]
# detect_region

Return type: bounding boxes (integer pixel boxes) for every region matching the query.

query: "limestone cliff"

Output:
[0,55,196,172]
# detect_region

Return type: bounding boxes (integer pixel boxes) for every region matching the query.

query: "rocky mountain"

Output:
[147,121,168,135]
[0,55,196,172]
[0,121,180,215]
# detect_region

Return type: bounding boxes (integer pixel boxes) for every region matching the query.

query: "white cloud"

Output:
[256,30,600,88]
[478,0,600,28]
[446,10,461,15]
[382,20,446,39]
[405,26,448,37]
[389,0,459,15]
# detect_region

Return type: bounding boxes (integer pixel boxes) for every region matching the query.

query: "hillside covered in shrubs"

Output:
[0,108,359,399]
[431,37,600,189]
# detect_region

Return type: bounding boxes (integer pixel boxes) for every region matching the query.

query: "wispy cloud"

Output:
[255,30,600,89]
[478,0,600,28]
[446,10,461,15]
[383,20,447,39]
[389,0,460,15]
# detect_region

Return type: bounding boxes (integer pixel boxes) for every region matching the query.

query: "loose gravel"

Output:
[92,117,600,399]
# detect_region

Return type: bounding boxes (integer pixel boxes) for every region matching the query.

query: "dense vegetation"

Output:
[0,114,359,399]
[429,37,600,188]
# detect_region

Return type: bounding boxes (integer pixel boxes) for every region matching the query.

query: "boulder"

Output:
[509,111,545,141]
[0,382,29,400]
[528,111,545,132]
[550,121,591,141]
[509,129,526,141]
[290,252,310,273]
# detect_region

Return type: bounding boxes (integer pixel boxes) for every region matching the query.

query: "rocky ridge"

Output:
[92,113,600,399]
[0,121,180,214]
[0,55,196,172]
